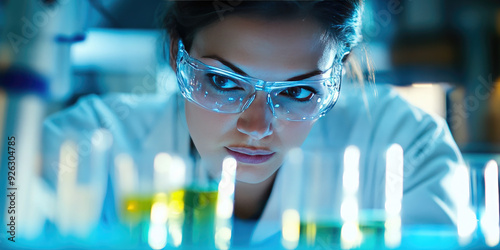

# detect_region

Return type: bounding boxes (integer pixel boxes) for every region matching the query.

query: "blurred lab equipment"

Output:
[113,151,236,249]
[280,146,400,249]
[279,146,499,250]
[0,0,90,246]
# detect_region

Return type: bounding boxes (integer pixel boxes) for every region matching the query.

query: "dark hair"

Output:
[162,0,363,63]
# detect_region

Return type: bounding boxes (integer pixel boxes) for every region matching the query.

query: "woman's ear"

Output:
[169,35,179,72]
[341,52,351,76]
[341,52,350,63]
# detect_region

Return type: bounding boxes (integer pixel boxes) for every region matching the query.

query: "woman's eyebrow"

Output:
[202,55,324,81]
[287,70,323,81]
[202,55,249,76]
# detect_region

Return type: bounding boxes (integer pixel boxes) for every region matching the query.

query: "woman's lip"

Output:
[226,146,274,156]
[225,147,275,164]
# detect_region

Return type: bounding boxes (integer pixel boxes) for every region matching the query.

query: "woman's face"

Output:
[179,16,337,184]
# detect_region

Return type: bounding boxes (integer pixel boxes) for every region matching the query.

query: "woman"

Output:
[42,0,464,246]
[164,0,357,221]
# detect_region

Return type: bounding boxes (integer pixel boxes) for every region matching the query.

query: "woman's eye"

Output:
[281,86,315,101]
[207,74,240,90]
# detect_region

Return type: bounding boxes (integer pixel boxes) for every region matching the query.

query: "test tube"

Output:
[150,153,187,248]
[282,209,301,249]
[456,164,477,245]
[56,140,79,235]
[152,153,187,192]
[215,156,237,249]
[114,152,144,245]
[384,144,404,248]
[341,145,362,249]
[480,160,499,247]
[153,153,172,192]
[281,148,303,249]
[148,153,172,250]
[114,154,139,197]
[167,155,188,248]
[178,156,218,247]
[148,193,169,250]
[72,129,113,237]
[88,129,113,192]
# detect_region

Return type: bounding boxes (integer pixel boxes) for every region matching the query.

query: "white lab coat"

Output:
[41,83,464,246]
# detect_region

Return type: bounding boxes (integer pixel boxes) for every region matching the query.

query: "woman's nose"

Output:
[236,92,274,140]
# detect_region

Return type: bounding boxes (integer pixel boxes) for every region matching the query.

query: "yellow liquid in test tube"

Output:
[122,195,155,224]
[299,219,385,249]
[181,188,219,247]
[120,188,219,247]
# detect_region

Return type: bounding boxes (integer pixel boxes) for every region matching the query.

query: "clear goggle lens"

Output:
[176,41,342,121]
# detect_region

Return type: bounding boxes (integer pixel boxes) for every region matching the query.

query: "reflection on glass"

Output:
[281,146,388,249]
[282,209,301,249]
[341,146,362,249]
[215,156,237,250]
[455,165,477,245]
[385,144,404,248]
[480,160,499,247]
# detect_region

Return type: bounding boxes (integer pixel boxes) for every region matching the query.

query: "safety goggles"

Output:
[175,40,342,121]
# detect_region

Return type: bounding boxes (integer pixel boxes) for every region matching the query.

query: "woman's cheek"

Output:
[276,120,316,148]
[185,101,236,150]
